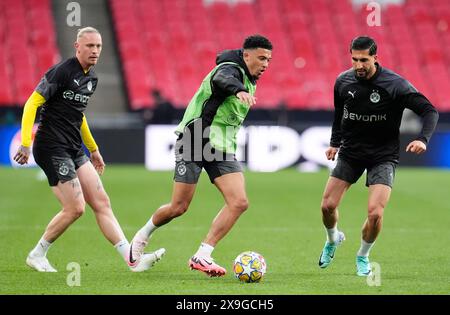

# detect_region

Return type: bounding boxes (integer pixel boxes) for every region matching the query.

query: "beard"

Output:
[355,69,371,80]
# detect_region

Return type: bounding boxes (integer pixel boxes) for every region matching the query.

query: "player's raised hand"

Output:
[325,147,339,161]
[13,145,31,165]
[90,150,105,175]
[406,140,426,154]
[236,91,256,107]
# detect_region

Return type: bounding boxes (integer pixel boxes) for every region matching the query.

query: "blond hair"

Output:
[77,27,101,40]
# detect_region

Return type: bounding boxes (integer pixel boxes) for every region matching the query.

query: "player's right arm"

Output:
[13,91,46,165]
[327,81,343,161]
[14,63,65,165]
[325,147,339,161]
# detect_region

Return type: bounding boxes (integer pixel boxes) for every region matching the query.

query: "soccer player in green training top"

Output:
[130,35,273,277]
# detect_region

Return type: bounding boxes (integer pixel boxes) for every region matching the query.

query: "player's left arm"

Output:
[212,65,256,106]
[81,115,105,175]
[402,92,439,154]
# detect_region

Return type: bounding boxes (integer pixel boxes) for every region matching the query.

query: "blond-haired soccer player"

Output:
[14,27,164,272]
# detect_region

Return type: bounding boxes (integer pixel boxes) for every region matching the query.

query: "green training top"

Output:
[176,62,256,154]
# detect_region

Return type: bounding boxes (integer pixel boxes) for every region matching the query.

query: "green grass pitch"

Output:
[0,166,449,294]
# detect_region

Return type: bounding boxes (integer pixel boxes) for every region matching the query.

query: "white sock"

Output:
[114,239,130,262]
[357,239,375,257]
[30,237,52,257]
[139,215,158,239]
[325,226,338,244]
[195,243,214,257]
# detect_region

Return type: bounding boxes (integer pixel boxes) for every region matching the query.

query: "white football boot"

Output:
[26,255,57,272]
[128,233,150,268]
[129,248,166,272]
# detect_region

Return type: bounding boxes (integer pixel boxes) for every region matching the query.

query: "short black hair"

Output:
[243,35,273,50]
[350,36,377,55]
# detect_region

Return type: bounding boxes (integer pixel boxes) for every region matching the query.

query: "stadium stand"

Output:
[0,0,448,112]
[0,0,60,106]
[109,0,450,112]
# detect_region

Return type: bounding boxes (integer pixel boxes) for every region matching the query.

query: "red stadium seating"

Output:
[1,0,448,111]
[109,0,450,112]
[0,0,59,106]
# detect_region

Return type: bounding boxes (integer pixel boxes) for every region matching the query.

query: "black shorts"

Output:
[173,135,242,184]
[331,157,397,188]
[33,146,89,186]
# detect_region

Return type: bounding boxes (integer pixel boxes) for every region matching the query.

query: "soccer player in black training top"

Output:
[318,36,439,276]
[13,27,164,272]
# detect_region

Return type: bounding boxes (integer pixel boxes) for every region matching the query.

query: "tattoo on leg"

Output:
[71,179,80,189]
[71,179,82,199]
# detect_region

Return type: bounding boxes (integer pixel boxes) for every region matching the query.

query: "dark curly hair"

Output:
[350,36,377,55]
[243,35,273,50]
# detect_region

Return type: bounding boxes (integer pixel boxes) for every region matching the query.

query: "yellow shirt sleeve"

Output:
[81,115,98,152]
[21,91,45,147]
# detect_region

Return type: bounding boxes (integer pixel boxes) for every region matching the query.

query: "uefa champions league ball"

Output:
[233,251,266,283]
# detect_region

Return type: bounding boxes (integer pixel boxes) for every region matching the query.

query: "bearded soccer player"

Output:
[14,27,164,272]
[129,35,273,277]
[318,36,439,276]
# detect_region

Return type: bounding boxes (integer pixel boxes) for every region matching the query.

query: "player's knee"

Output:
[367,210,383,224]
[69,203,86,219]
[321,198,337,215]
[231,198,249,213]
[91,194,112,213]
[170,201,190,217]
